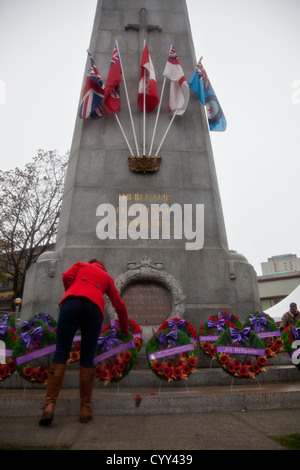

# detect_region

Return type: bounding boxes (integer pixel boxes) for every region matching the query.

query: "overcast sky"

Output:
[1,0,300,276]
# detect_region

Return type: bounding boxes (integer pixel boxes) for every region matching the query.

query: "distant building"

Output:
[261,253,300,275]
[258,271,300,311]
[259,253,300,311]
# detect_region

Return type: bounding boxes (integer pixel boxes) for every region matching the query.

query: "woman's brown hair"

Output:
[88,259,107,271]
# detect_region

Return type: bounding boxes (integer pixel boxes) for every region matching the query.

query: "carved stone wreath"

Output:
[105,257,185,322]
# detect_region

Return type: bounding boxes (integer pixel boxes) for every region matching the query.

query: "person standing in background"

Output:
[280,302,300,329]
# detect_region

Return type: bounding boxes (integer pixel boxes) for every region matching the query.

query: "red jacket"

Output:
[59,262,128,333]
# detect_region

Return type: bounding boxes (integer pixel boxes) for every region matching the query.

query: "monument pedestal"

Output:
[21,0,260,330]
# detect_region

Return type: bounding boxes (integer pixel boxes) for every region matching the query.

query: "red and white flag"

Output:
[104,42,122,113]
[138,43,159,113]
[163,45,189,115]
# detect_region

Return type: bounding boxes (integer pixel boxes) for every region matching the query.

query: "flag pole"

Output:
[149,44,173,156]
[143,74,146,155]
[114,114,134,155]
[116,40,140,156]
[143,40,146,156]
[148,76,166,156]
[154,111,177,156]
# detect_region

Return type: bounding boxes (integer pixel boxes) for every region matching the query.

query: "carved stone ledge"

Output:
[128,155,161,173]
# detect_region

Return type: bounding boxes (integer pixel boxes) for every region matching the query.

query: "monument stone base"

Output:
[21,244,260,330]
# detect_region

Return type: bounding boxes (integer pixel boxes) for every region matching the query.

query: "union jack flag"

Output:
[79,51,105,119]
[168,46,179,64]
[195,60,210,91]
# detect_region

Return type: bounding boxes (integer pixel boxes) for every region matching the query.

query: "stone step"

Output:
[1,360,300,417]
[3,362,300,390]
[1,379,300,418]
[3,351,300,417]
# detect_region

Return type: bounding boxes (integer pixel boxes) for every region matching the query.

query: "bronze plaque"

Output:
[122,282,171,325]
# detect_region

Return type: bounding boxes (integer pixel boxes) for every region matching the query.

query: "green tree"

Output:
[0,149,69,302]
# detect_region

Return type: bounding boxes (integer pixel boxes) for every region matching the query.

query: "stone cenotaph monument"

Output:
[21,0,260,337]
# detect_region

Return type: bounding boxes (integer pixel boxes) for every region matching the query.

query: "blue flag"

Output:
[188,59,227,132]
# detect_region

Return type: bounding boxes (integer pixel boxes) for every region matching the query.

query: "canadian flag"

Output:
[138,43,159,113]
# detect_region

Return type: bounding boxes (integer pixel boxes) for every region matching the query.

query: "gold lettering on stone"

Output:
[118,193,169,203]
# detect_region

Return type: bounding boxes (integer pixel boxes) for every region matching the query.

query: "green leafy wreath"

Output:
[94,327,138,385]
[12,314,57,384]
[0,313,19,381]
[67,331,81,364]
[198,312,242,360]
[102,318,143,352]
[146,328,198,382]
[215,327,267,379]
[157,317,198,344]
[243,311,283,358]
[281,319,300,371]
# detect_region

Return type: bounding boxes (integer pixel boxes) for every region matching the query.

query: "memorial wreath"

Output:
[215,326,267,379]
[198,312,242,360]
[66,331,81,364]
[157,317,198,345]
[102,318,143,351]
[12,313,57,384]
[0,313,18,381]
[243,311,283,358]
[146,326,197,382]
[94,326,138,385]
[281,319,300,370]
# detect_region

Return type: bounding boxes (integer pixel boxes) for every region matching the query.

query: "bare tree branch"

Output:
[0,149,69,301]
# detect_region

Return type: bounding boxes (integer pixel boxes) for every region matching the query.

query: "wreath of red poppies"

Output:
[243,311,283,359]
[215,326,267,379]
[94,325,138,385]
[102,318,143,351]
[0,313,18,381]
[12,313,57,384]
[198,312,242,360]
[157,317,198,345]
[146,319,198,382]
[67,331,81,364]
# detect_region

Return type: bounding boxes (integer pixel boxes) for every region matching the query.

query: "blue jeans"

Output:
[53,297,102,368]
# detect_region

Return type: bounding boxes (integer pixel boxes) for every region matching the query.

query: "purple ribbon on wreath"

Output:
[109,320,119,329]
[249,312,267,333]
[21,318,36,331]
[218,312,231,321]
[207,317,226,332]
[167,319,186,330]
[97,329,121,352]
[157,330,178,345]
[291,327,300,341]
[21,326,43,349]
[0,314,9,338]
[36,313,52,325]
[230,327,251,345]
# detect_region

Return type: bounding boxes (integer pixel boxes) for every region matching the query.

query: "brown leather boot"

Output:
[79,367,95,423]
[39,363,66,426]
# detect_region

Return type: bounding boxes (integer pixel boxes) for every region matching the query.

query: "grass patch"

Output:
[270,434,300,450]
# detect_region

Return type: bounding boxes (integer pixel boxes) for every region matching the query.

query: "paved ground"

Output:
[0,408,299,451]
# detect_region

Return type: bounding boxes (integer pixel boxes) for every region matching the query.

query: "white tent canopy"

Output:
[264,283,300,323]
